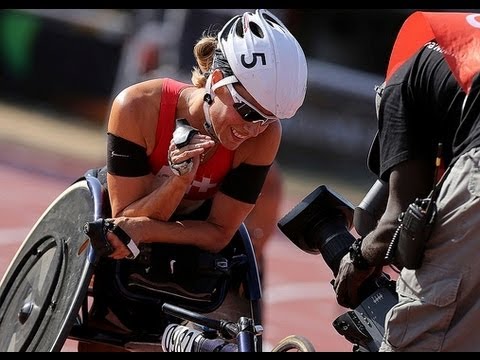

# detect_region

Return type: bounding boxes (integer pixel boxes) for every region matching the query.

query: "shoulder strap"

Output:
[429,146,453,202]
[148,79,190,173]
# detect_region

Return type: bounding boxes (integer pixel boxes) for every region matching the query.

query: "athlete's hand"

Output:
[168,134,215,176]
[106,231,132,259]
[105,217,140,260]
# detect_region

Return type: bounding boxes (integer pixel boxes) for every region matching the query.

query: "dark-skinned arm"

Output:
[334,158,433,308]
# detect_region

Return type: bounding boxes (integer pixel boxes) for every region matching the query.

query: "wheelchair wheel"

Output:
[0,179,96,352]
[270,335,316,352]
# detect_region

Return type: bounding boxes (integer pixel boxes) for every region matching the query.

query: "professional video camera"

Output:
[277,183,397,352]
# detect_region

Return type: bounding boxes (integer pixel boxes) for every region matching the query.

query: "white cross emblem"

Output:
[189,177,217,193]
[157,166,217,193]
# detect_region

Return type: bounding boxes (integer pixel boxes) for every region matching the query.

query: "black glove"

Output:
[83,218,139,260]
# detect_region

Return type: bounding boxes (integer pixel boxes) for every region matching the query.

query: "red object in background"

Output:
[386,11,480,94]
[139,43,160,75]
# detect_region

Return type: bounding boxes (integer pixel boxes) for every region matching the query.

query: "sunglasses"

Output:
[225,83,278,126]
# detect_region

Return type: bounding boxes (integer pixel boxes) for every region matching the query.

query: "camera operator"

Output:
[333,11,480,351]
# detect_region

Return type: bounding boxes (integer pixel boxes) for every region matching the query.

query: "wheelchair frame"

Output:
[0,170,318,352]
[68,172,265,352]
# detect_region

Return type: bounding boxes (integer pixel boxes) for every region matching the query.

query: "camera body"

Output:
[278,185,397,352]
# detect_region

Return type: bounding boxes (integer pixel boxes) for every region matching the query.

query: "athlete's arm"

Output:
[108,122,282,255]
[106,80,193,221]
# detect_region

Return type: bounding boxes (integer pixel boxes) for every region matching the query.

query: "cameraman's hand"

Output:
[333,253,377,308]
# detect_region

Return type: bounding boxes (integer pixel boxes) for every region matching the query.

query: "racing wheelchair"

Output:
[0,168,315,352]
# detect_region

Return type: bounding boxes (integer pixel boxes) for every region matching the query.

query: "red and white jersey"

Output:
[148,78,234,200]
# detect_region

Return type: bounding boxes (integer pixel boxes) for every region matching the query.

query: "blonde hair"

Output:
[191,34,217,88]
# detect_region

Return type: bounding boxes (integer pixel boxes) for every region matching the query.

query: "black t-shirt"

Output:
[371,41,467,181]
[453,73,480,162]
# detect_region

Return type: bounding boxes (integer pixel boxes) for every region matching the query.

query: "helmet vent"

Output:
[219,16,239,42]
[263,13,281,26]
[235,20,245,38]
[262,13,287,34]
[249,22,264,38]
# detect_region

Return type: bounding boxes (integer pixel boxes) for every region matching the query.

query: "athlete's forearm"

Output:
[119,175,192,220]
[115,215,229,253]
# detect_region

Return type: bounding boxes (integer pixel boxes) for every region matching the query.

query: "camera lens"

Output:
[307,213,355,275]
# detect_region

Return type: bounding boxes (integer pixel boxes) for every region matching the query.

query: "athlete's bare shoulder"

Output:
[108,78,166,148]
[116,78,165,106]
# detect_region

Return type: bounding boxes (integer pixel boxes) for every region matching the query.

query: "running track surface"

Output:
[0,141,354,352]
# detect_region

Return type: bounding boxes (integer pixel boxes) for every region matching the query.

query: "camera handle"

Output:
[354,179,389,238]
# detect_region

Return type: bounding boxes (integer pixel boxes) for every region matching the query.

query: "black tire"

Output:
[0,180,96,352]
[270,335,316,352]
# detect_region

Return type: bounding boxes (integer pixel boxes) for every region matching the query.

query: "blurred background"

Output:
[0,8,420,188]
[1,8,475,185]
[0,8,476,352]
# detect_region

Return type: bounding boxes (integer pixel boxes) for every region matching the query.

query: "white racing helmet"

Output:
[217,9,308,119]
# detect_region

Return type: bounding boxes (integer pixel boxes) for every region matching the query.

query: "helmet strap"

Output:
[202,74,238,143]
[202,74,219,142]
